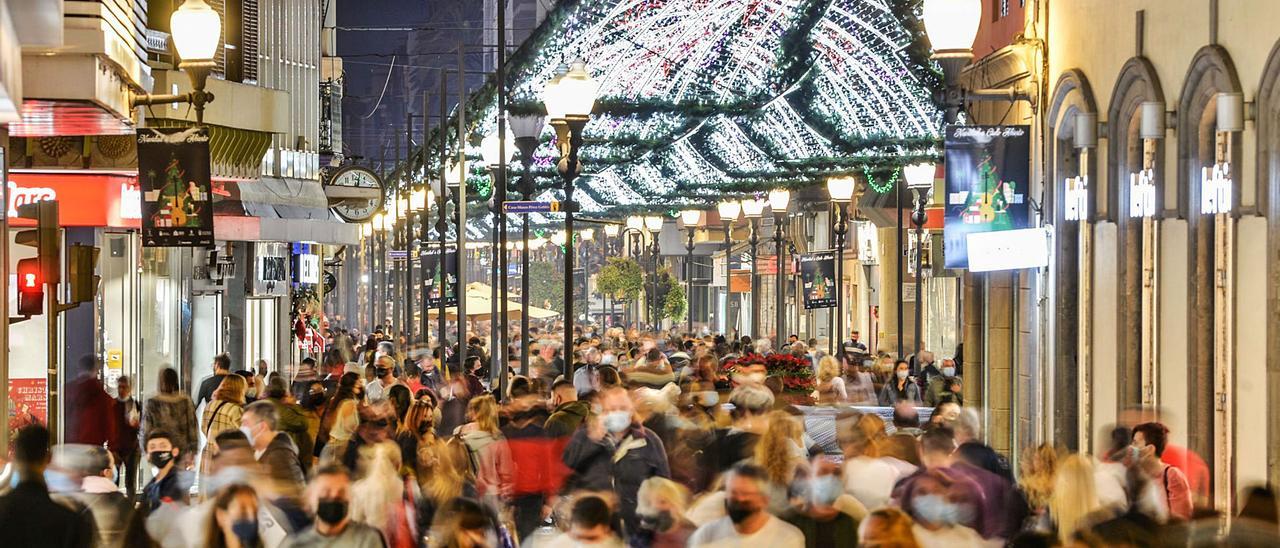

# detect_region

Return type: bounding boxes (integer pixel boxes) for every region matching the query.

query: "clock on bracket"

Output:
[324,165,385,223]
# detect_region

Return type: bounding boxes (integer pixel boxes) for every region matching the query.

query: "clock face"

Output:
[326,165,385,222]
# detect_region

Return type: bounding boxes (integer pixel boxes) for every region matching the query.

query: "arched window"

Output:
[1045,69,1096,451]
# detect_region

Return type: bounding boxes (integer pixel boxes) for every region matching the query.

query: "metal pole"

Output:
[749,219,759,340]
[897,182,905,359]
[774,215,786,347]
[834,204,847,357]
[455,56,468,372]
[405,115,415,342]
[914,205,924,360]
[559,117,586,365]
[437,71,448,354]
[519,165,532,378]
[686,227,695,334]
[496,0,511,395]
[723,224,732,336]
[419,91,430,345]
[393,126,402,339]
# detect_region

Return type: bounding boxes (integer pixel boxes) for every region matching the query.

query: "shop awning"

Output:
[213,176,359,245]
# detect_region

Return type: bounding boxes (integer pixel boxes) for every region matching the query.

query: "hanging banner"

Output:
[942,125,1031,269]
[422,248,459,307]
[137,127,214,247]
[799,251,837,310]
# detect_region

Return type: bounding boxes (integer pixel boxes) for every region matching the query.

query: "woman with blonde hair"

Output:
[1019,443,1060,516]
[858,507,920,548]
[453,395,512,501]
[199,374,247,486]
[350,441,419,548]
[840,413,902,511]
[1048,453,1105,544]
[632,477,696,547]
[753,411,808,492]
[814,356,848,404]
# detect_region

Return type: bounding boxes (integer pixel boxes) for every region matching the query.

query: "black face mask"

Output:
[316,498,348,524]
[375,368,390,378]
[148,451,174,468]
[305,392,328,408]
[417,421,432,435]
[638,510,675,532]
[724,500,756,524]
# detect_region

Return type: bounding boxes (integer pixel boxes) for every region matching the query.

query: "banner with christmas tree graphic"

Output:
[942,125,1031,269]
[799,251,837,310]
[137,127,214,247]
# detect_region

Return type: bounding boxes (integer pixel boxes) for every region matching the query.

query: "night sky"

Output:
[338,0,490,173]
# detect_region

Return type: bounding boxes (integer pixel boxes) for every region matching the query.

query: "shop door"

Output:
[189,293,222,392]
[98,232,140,395]
[246,298,279,372]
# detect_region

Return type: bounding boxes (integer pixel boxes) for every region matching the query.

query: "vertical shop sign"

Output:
[251,242,290,296]
[942,125,1031,268]
[799,251,837,310]
[137,127,214,246]
[423,248,459,307]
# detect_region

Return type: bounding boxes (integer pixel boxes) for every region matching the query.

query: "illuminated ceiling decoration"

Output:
[413,0,941,214]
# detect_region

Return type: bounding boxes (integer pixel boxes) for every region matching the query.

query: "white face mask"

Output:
[896,370,909,380]
[942,367,956,377]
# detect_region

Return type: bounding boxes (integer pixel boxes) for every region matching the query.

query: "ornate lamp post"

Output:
[716,200,740,335]
[679,210,701,334]
[624,215,645,328]
[410,186,432,344]
[904,162,936,364]
[511,114,545,376]
[482,130,516,383]
[827,176,856,355]
[768,189,791,347]
[544,59,599,353]
[132,0,221,123]
[741,198,765,339]
[643,215,664,331]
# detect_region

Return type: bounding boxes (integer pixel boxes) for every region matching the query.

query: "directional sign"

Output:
[504,200,560,213]
[389,250,408,261]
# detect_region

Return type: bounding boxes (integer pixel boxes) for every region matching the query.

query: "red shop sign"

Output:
[7,172,142,228]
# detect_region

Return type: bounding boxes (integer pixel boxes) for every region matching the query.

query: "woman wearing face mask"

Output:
[878,360,921,406]
[452,395,513,504]
[783,455,860,548]
[202,484,263,548]
[631,477,696,548]
[903,471,995,548]
[396,396,438,475]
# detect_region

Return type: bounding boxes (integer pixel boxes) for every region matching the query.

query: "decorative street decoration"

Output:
[942,125,1031,269]
[137,127,214,247]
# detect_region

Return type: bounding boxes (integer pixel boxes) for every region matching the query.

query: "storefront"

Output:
[6,171,143,427]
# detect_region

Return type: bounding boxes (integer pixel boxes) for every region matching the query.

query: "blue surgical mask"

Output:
[603,411,632,434]
[912,494,973,527]
[231,519,259,545]
[809,475,844,506]
[697,391,719,407]
[43,469,78,493]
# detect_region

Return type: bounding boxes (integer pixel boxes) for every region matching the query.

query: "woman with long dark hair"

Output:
[201,484,262,548]
[315,372,363,458]
[140,366,198,467]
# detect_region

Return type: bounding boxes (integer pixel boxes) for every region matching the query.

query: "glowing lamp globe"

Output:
[717,200,741,224]
[904,163,937,190]
[604,223,620,237]
[680,210,702,227]
[741,198,766,219]
[922,0,981,55]
[827,176,857,202]
[643,215,664,233]
[543,59,598,121]
[480,130,516,167]
[170,0,222,62]
[768,189,791,213]
[626,215,645,231]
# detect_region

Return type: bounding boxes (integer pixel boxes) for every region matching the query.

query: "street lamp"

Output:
[643,215,664,330]
[623,215,645,328]
[717,200,740,335]
[827,176,856,355]
[545,59,599,353]
[510,114,545,377]
[904,163,935,360]
[768,189,790,347]
[741,198,765,339]
[922,0,1029,122]
[482,129,517,379]
[680,210,701,334]
[133,0,221,123]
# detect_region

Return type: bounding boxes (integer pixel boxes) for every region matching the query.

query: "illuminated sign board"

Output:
[1129,169,1156,218]
[1201,162,1232,215]
[965,228,1050,273]
[1064,175,1088,221]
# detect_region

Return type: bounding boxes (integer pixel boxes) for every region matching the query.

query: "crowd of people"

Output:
[0,323,1276,547]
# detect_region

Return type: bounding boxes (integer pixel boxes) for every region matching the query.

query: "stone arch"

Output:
[1175,45,1242,490]
[1045,69,1097,451]
[1260,39,1280,490]
[1106,57,1166,413]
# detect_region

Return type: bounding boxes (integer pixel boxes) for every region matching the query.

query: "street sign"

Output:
[504,200,560,213]
[389,250,408,261]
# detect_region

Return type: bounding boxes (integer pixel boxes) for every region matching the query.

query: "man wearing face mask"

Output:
[0,425,96,548]
[539,495,624,548]
[364,355,400,402]
[783,456,859,548]
[924,358,962,407]
[562,386,671,533]
[573,347,603,396]
[141,430,187,511]
[242,400,308,530]
[902,470,997,547]
[545,379,591,438]
[688,464,803,547]
[283,464,385,547]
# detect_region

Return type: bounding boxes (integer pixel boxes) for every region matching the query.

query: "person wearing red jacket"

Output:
[501,383,568,542]
[65,355,117,448]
